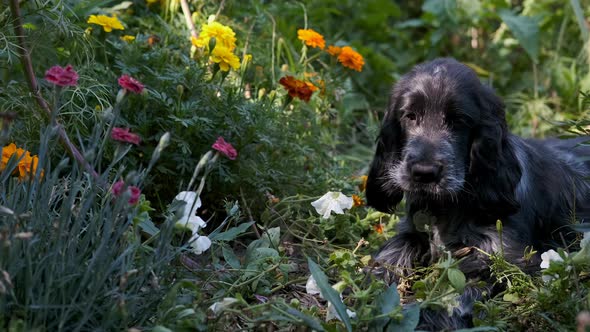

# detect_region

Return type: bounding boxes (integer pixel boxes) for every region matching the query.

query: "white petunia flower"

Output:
[306,275,320,295]
[581,232,590,250]
[175,191,202,218]
[173,191,211,255]
[190,235,212,255]
[540,249,566,269]
[311,191,354,219]
[305,275,356,322]
[208,297,239,316]
[326,302,356,322]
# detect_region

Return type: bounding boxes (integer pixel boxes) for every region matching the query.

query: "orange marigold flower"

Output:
[373,223,384,234]
[337,46,364,72]
[352,194,364,207]
[279,76,317,102]
[297,29,325,49]
[1,143,17,171]
[1,143,43,180]
[358,175,368,192]
[327,45,342,56]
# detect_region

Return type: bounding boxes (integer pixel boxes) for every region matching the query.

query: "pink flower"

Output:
[45,65,79,87]
[111,180,141,205]
[212,136,237,160]
[112,180,125,196]
[128,186,141,205]
[111,127,141,145]
[118,74,144,94]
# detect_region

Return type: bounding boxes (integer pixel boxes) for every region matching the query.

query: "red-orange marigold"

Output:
[279,76,318,102]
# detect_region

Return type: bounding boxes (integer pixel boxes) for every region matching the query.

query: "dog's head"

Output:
[366,58,522,214]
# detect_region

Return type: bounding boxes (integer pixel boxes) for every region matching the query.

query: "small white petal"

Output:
[306,275,321,296]
[540,249,565,269]
[176,215,207,232]
[581,232,590,250]
[190,235,211,255]
[542,274,557,283]
[326,302,356,322]
[175,191,202,217]
[311,192,353,219]
[208,297,238,315]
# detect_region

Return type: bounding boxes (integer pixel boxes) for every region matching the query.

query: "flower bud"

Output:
[115,89,127,104]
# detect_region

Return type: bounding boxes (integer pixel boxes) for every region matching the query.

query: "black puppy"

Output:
[366,58,590,329]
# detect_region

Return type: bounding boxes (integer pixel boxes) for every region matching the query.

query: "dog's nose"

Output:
[410,163,443,183]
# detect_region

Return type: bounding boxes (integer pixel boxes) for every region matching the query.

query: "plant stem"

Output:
[9,0,99,180]
[180,0,198,39]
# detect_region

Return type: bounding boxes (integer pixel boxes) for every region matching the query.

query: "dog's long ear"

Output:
[469,85,522,215]
[366,92,405,213]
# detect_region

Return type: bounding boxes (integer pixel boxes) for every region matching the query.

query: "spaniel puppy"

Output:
[366,58,590,330]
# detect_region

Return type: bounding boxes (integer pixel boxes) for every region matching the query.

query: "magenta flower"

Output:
[111,180,125,196]
[111,180,141,205]
[127,186,141,205]
[118,74,144,94]
[45,65,79,87]
[111,127,141,145]
[212,136,238,160]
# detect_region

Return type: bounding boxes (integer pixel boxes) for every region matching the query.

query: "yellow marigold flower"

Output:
[87,15,124,33]
[210,46,240,71]
[337,46,364,72]
[121,35,136,42]
[1,143,17,171]
[190,35,199,47]
[352,194,364,207]
[297,29,325,49]
[194,21,237,52]
[327,45,342,56]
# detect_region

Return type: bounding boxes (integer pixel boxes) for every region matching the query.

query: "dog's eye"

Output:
[404,112,417,121]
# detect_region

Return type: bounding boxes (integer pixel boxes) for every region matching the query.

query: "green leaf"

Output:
[572,223,590,232]
[498,10,540,62]
[369,283,400,332]
[246,248,279,266]
[209,221,255,241]
[502,292,520,303]
[284,306,326,331]
[262,227,281,248]
[447,268,466,293]
[138,218,159,236]
[386,303,420,332]
[422,0,458,23]
[307,258,352,332]
[455,327,500,332]
[152,327,173,332]
[222,245,241,269]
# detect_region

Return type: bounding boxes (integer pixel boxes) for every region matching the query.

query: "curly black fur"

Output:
[367,58,590,330]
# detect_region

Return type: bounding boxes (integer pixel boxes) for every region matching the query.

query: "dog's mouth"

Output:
[405,181,448,195]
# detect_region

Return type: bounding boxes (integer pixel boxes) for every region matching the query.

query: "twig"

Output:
[9,0,99,180]
[214,0,226,20]
[179,0,198,38]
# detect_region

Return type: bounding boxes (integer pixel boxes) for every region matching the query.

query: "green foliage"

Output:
[1,0,590,331]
